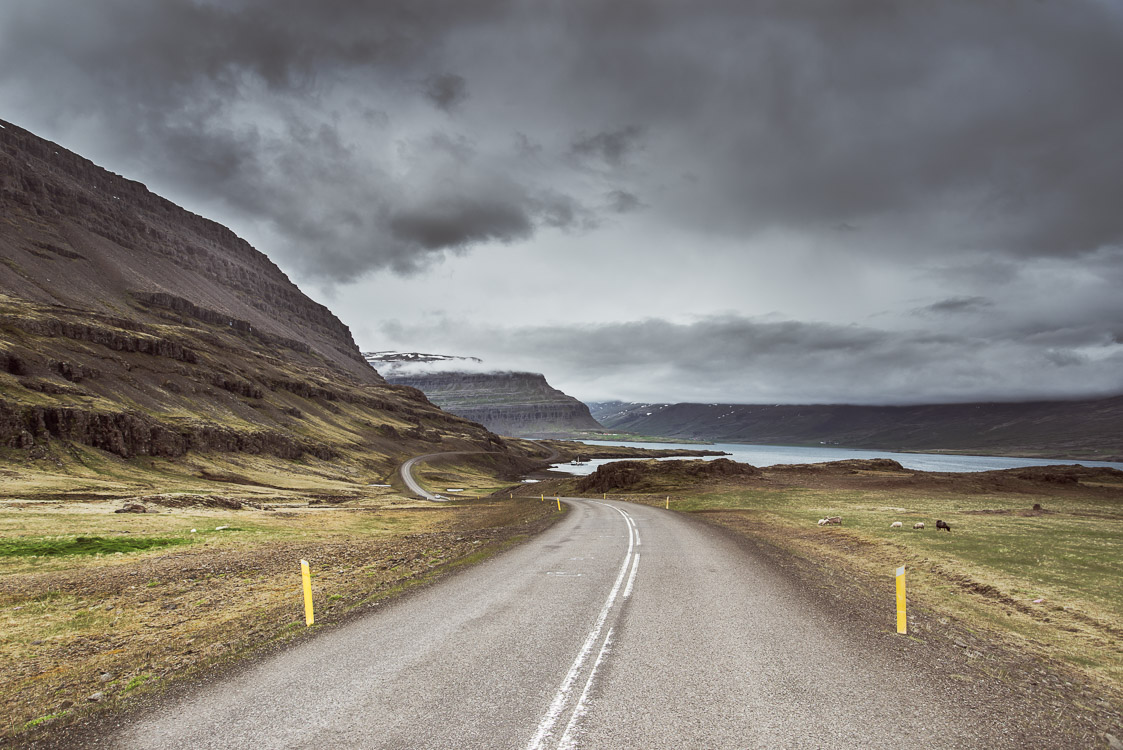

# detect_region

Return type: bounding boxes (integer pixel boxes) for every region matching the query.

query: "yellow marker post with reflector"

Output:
[895,565,906,634]
[556,497,562,511]
[301,559,314,627]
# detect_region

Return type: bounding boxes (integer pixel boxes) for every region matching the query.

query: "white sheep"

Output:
[890,521,903,529]
[817,518,828,526]
[913,522,925,530]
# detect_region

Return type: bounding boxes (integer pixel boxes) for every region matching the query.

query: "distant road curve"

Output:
[399,452,465,501]
[400,442,561,502]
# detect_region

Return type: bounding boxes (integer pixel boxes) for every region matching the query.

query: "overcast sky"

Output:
[3,0,1122,405]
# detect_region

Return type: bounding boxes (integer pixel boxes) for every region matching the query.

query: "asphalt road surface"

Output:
[107,499,1009,749]
[398,453,444,501]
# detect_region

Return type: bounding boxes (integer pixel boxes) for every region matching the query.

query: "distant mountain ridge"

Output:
[365,352,602,437]
[591,397,1123,461]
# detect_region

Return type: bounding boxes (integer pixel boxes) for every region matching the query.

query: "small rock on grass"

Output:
[1105,733,1122,750]
[87,692,105,703]
[99,672,115,683]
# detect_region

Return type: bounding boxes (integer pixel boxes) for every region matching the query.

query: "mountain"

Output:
[365,352,603,437]
[0,118,507,474]
[591,398,1123,461]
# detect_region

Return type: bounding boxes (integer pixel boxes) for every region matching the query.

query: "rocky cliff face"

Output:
[0,118,373,381]
[0,120,507,467]
[591,398,1123,461]
[375,364,603,437]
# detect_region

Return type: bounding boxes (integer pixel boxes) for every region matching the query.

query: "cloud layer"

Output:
[3,1,1122,404]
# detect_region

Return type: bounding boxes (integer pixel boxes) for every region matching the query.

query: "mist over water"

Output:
[550,440,1123,475]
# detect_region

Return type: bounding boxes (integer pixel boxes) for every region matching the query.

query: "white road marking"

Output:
[557,627,615,750]
[623,553,640,599]
[526,502,637,750]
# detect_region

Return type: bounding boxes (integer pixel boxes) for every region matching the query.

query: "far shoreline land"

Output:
[541,434,1122,466]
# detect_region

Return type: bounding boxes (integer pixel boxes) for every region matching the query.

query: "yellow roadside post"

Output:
[541,493,544,502]
[301,559,314,627]
[557,497,562,511]
[895,565,906,634]
[666,496,669,509]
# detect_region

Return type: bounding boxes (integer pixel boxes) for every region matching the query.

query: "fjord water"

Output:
[551,440,1123,475]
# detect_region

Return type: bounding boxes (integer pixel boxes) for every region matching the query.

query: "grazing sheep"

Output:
[890,521,903,529]
[817,518,828,526]
[826,516,842,525]
[936,519,951,532]
[913,522,925,530]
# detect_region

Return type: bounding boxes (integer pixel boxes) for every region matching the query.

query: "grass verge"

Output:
[0,460,555,746]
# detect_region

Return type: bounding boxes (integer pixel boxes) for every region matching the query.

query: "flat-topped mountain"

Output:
[366,352,602,437]
[591,397,1123,461]
[0,119,508,472]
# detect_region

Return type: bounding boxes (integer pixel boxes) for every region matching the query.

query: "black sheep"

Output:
[936,519,951,532]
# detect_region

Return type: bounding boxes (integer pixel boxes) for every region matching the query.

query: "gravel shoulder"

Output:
[694,509,1123,749]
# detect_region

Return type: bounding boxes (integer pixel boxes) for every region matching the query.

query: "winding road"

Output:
[106,498,1012,749]
[400,444,560,502]
[398,452,453,501]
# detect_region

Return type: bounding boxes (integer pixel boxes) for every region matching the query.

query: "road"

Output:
[398,453,448,501]
[107,498,1007,749]
[399,444,560,502]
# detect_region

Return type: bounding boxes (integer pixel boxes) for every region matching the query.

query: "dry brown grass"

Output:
[0,456,557,743]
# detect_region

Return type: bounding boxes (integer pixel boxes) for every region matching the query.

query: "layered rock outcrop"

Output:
[377,366,603,437]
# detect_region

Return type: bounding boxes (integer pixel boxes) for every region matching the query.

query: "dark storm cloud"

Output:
[570,126,644,167]
[605,190,644,214]
[547,1,1123,260]
[3,0,1123,282]
[424,73,468,112]
[916,297,994,315]
[389,196,532,250]
[0,0,573,279]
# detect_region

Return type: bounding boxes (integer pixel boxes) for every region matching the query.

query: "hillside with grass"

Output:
[0,119,523,478]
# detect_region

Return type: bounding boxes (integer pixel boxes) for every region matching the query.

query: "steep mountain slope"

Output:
[590,399,1123,461]
[0,119,508,473]
[366,353,602,437]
